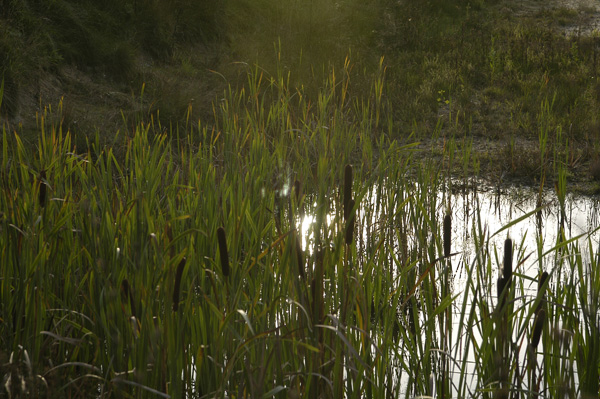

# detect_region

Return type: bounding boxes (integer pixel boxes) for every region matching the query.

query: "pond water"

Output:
[425,181,599,395]
[298,179,600,396]
[439,181,599,283]
[300,179,600,280]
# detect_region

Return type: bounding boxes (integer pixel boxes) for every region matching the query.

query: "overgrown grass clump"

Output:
[1,61,599,398]
[378,0,600,174]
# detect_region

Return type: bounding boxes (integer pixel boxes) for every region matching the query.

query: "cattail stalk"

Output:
[496,238,513,397]
[528,308,546,394]
[441,213,452,399]
[495,275,508,387]
[217,227,230,277]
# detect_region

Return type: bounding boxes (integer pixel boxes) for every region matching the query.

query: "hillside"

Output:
[1,0,600,188]
[1,0,225,136]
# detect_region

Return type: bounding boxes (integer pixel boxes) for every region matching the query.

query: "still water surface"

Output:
[298,179,599,396]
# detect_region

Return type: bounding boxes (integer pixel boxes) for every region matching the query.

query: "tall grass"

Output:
[1,56,599,399]
[223,0,382,89]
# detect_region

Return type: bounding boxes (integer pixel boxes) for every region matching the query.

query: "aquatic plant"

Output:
[1,54,599,399]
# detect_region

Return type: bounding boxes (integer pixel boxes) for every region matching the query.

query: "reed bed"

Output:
[1,60,599,399]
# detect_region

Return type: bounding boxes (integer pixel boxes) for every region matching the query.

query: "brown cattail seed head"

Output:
[497,276,507,309]
[503,238,513,281]
[172,257,186,312]
[345,198,356,245]
[38,170,47,208]
[343,164,353,221]
[443,214,451,258]
[535,271,549,316]
[531,309,545,348]
[217,227,230,277]
[539,271,549,292]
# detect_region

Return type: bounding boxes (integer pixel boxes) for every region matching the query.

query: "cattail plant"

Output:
[443,214,451,258]
[337,164,355,399]
[528,309,546,396]
[497,276,508,309]
[38,170,46,208]
[495,275,508,392]
[496,238,514,397]
[530,309,545,349]
[345,198,355,245]
[528,271,549,394]
[172,257,186,312]
[311,248,325,327]
[441,212,452,398]
[535,271,549,316]
[343,164,353,221]
[217,227,230,278]
[343,164,356,246]
[503,238,513,283]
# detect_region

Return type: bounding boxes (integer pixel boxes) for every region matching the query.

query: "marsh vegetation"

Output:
[1,0,600,398]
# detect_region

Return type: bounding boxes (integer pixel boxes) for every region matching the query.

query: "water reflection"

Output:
[299,180,600,279]
[439,182,598,395]
[296,179,599,396]
[445,182,599,280]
